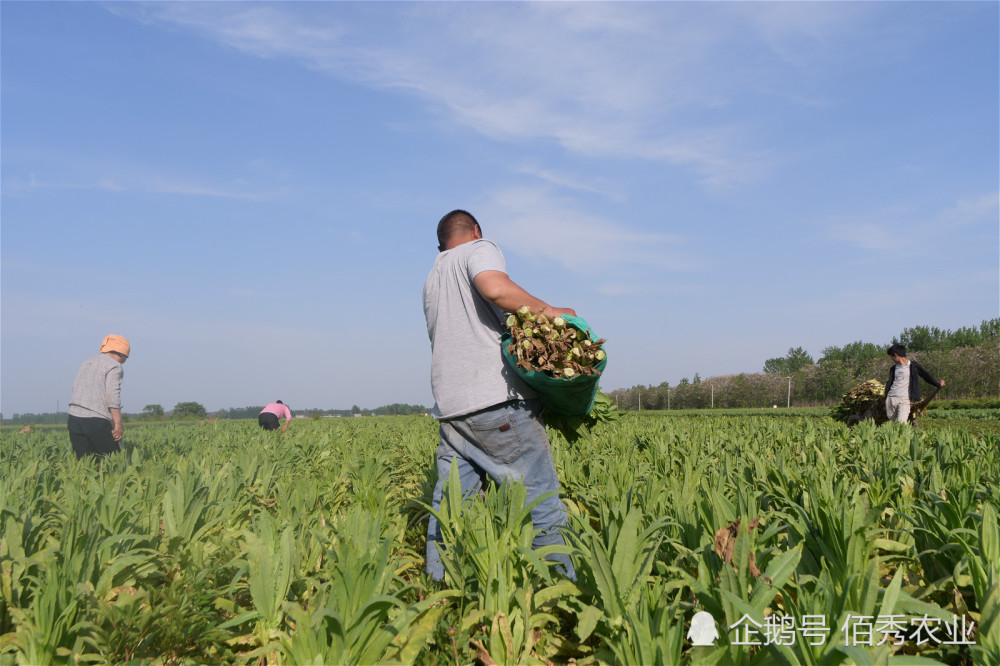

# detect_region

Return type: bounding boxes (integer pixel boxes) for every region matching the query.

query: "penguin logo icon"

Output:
[688,611,720,646]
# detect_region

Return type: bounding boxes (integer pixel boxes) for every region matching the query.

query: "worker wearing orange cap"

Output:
[67,334,130,458]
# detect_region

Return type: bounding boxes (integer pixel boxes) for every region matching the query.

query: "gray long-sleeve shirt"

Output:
[68,353,123,420]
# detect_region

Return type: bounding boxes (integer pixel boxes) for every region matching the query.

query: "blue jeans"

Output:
[426,399,574,581]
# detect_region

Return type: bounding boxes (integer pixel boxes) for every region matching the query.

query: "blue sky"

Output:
[2,1,997,416]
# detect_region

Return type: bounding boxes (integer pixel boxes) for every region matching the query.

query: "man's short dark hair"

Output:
[437,210,481,248]
[887,343,907,358]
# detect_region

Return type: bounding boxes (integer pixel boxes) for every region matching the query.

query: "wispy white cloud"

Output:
[936,193,999,229]
[596,281,711,297]
[228,288,270,298]
[827,218,903,253]
[514,165,619,199]
[481,186,693,273]
[108,2,875,189]
[828,192,999,254]
[740,2,876,69]
[3,163,281,201]
[795,267,1000,334]
[109,3,350,63]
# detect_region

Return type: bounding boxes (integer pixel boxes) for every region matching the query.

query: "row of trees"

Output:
[611,319,1000,411]
[139,402,206,420]
[893,320,1000,352]
[762,319,1000,373]
[2,402,210,426]
[610,342,998,411]
[3,401,429,426]
[148,402,429,421]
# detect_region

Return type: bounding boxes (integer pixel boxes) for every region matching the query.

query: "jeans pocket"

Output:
[469,413,524,464]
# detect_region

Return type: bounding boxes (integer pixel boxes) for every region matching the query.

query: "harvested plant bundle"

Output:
[504,306,607,380]
[830,378,886,425]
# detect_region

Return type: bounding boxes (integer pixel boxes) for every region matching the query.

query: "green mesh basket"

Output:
[501,314,608,417]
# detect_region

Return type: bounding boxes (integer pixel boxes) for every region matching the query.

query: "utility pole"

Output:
[786,377,792,408]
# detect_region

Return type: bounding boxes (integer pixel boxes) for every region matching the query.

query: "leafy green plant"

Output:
[236,511,297,649]
[607,580,685,666]
[1,411,995,664]
[565,489,673,635]
[280,504,456,664]
[957,503,999,662]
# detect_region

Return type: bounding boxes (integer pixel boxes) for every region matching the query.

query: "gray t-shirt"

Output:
[69,353,123,420]
[423,239,535,420]
[888,362,910,399]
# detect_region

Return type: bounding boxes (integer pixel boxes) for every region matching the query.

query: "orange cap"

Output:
[100,334,130,357]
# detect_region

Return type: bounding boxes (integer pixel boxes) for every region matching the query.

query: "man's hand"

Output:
[939,379,946,387]
[540,306,576,319]
[110,408,124,441]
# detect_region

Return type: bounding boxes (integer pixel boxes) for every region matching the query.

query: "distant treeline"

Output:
[214,403,429,419]
[1,412,69,426]
[2,402,429,426]
[8,320,995,424]
[610,319,1000,410]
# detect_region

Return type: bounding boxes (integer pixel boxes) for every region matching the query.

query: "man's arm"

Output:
[473,270,576,320]
[110,408,124,441]
[914,362,944,388]
[106,365,124,441]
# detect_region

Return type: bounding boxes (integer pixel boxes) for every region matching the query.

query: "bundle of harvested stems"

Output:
[504,306,606,379]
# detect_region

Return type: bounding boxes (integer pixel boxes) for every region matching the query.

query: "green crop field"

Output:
[2,411,998,665]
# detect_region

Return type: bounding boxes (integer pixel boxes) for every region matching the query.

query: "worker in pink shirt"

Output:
[258,400,292,432]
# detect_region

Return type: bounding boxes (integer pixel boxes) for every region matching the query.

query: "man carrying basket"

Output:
[422,209,576,581]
